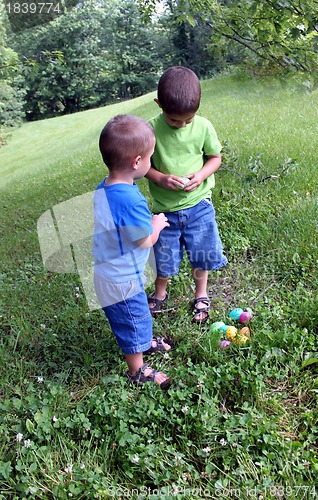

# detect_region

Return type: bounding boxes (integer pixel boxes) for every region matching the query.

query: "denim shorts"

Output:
[102,287,152,355]
[154,198,228,277]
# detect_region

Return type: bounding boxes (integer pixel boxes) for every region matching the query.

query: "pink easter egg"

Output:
[219,340,231,349]
[239,311,251,324]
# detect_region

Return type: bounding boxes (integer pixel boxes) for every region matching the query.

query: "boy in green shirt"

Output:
[146,66,227,322]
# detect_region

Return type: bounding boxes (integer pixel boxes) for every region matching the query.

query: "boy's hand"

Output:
[152,213,170,231]
[183,171,204,192]
[160,174,185,190]
[139,213,169,248]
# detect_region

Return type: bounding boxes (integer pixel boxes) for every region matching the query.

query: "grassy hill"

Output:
[0,73,317,497]
[0,93,158,189]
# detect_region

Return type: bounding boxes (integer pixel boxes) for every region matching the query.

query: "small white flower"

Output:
[64,464,73,474]
[220,438,227,446]
[75,287,80,291]
[131,454,140,463]
[172,486,180,496]
[37,376,44,383]
[85,313,90,317]
[163,352,169,359]
[182,405,189,413]
[75,293,79,298]
[40,323,46,330]
[24,439,31,448]
[80,463,85,469]
[52,415,58,422]
[16,433,23,442]
[202,446,211,454]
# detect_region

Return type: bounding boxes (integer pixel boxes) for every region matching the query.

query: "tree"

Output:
[107,0,163,99]
[160,1,227,77]
[11,0,167,120]
[0,13,24,142]
[139,0,318,75]
[12,2,113,119]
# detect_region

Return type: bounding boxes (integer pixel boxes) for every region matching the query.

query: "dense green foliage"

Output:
[9,0,166,119]
[142,0,318,74]
[0,6,24,140]
[0,74,317,497]
[1,0,317,126]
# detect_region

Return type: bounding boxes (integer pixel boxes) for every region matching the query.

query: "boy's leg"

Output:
[193,268,208,298]
[149,211,182,312]
[183,199,227,321]
[101,287,171,385]
[148,276,169,309]
[193,268,209,321]
[125,353,169,385]
[125,352,144,375]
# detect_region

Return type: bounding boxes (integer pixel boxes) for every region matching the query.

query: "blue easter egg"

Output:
[219,324,230,333]
[229,308,244,321]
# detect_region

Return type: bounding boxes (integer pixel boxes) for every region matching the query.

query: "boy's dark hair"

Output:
[99,114,154,169]
[157,66,201,115]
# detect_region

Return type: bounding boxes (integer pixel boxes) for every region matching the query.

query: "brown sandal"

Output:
[192,297,211,323]
[147,291,168,314]
[144,336,172,354]
[126,364,171,389]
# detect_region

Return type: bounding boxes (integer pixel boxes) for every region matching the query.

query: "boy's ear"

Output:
[154,98,162,109]
[132,155,141,169]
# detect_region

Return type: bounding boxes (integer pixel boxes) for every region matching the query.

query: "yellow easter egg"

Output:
[226,326,237,340]
[237,335,249,344]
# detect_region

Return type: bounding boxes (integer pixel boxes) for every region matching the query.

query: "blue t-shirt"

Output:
[93,180,153,282]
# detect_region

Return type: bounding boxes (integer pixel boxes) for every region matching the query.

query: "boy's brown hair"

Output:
[99,114,154,169]
[157,66,201,115]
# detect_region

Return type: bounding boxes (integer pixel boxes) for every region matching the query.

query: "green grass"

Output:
[0,93,158,188]
[0,73,317,498]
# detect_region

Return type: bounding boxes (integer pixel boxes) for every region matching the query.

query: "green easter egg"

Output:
[210,321,225,333]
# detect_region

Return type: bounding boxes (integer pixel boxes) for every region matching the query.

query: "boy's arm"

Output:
[145,166,184,191]
[184,153,222,192]
[138,213,169,248]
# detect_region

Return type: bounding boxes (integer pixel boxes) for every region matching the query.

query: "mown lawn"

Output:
[0,73,317,499]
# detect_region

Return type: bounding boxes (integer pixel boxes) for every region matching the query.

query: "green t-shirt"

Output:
[148,113,222,213]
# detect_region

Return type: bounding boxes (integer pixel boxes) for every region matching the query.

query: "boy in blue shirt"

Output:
[94,114,171,388]
[146,66,227,322]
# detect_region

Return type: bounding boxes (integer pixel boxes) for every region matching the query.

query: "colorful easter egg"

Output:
[236,335,249,344]
[239,311,251,324]
[239,326,251,338]
[219,324,231,334]
[226,326,237,340]
[210,321,225,334]
[229,308,244,320]
[219,340,231,349]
